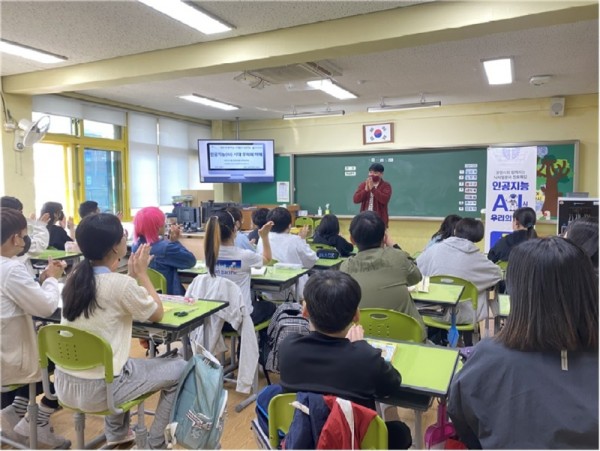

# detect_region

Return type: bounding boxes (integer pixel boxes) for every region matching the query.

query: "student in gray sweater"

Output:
[448,237,598,449]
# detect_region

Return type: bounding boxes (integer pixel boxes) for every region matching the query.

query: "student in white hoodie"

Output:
[416,218,501,325]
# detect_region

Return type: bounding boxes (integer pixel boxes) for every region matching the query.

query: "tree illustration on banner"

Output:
[537,146,571,216]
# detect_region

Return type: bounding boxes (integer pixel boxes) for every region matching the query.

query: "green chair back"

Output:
[429,275,478,311]
[359,308,424,342]
[314,219,322,230]
[496,260,508,271]
[147,268,167,294]
[267,392,387,449]
[294,217,314,229]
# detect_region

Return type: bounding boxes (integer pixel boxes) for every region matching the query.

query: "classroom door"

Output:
[82,148,123,214]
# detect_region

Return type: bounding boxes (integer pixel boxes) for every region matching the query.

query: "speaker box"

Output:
[550,97,565,117]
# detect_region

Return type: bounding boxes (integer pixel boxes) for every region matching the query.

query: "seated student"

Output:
[448,237,598,449]
[487,207,537,263]
[226,206,255,251]
[41,201,75,250]
[204,209,276,324]
[0,208,70,448]
[56,213,186,449]
[132,206,196,295]
[424,214,462,250]
[257,207,318,300]
[78,200,100,219]
[340,211,425,337]
[417,218,501,325]
[564,217,598,272]
[247,207,269,246]
[279,270,413,449]
[0,195,50,265]
[312,213,354,257]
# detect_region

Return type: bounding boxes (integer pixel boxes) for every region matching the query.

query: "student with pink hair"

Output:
[132,207,196,295]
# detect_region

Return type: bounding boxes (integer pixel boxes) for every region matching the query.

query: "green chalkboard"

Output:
[241,155,292,204]
[295,148,488,218]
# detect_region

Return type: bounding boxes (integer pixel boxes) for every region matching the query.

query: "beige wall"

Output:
[231,94,599,255]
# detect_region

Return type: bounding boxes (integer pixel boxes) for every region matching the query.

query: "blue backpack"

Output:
[165,347,228,449]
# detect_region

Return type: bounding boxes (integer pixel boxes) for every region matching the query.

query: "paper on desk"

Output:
[411,276,430,293]
[251,266,267,276]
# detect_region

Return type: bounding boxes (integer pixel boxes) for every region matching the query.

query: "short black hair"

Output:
[499,237,598,351]
[315,214,340,238]
[0,196,23,212]
[369,163,384,173]
[79,200,99,218]
[1,207,27,244]
[303,270,361,334]
[454,218,484,243]
[267,207,292,233]
[349,211,385,251]
[251,208,269,228]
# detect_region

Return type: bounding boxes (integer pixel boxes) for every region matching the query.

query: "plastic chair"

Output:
[0,384,38,449]
[359,308,425,343]
[146,268,167,294]
[294,217,314,229]
[359,308,429,449]
[421,275,480,346]
[267,393,388,449]
[313,219,322,230]
[222,318,272,412]
[37,324,157,449]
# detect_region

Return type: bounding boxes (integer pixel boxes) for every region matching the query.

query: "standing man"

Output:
[353,163,392,227]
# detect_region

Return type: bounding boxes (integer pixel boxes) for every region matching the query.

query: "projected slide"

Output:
[208,143,266,170]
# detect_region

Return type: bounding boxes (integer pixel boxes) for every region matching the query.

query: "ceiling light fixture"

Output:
[138,0,232,34]
[179,94,239,111]
[367,94,441,113]
[282,106,345,120]
[306,79,357,100]
[0,39,67,64]
[482,57,513,85]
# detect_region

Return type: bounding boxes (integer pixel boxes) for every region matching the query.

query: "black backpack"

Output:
[265,302,310,373]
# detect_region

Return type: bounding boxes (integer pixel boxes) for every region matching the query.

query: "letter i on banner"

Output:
[485,146,538,252]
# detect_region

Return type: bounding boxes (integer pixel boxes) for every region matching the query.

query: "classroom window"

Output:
[32,112,75,135]
[83,148,123,213]
[33,143,69,215]
[83,119,122,140]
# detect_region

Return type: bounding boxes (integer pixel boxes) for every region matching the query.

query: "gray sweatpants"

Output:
[55,357,186,449]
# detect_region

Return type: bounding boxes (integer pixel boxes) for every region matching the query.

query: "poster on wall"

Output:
[485,146,538,252]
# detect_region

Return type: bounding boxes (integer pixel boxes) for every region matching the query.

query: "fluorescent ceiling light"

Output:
[179,94,239,111]
[0,39,67,64]
[306,79,357,100]
[482,57,513,85]
[282,110,345,120]
[367,95,441,113]
[138,0,232,34]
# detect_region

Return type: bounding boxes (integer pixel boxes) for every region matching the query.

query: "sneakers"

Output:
[13,416,71,449]
[0,405,26,444]
[106,428,136,446]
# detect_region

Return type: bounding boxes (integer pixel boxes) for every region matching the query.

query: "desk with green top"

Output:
[36,297,228,360]
[312,257,344,271]
[410,283,464,347]
[179,262,309,299]
[30,249,82,264]
[493,294,510,333]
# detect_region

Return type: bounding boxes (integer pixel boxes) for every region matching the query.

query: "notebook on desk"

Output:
[251,266,267,276]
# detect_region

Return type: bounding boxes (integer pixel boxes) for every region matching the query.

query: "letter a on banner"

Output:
[485,146,538,252]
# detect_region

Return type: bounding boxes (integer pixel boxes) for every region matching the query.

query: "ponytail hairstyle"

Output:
[565,217,599,270]
[62,213,123,321]
[41,201,64,225]
[513,207,537,239]
[133,206,165,244]
[203,210,236,277]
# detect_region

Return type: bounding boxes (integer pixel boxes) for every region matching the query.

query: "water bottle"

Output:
[317,206,322,216]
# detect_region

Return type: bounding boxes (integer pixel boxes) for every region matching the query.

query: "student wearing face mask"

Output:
[353,163,392,227]
[41,201,75,250]
[0,207,71,448]
[0,196,50,262]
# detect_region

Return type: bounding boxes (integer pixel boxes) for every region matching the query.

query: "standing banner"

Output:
[485,146,538,252]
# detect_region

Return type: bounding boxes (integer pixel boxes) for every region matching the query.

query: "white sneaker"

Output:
[14,416,71,449]
[106,428,135,446]
[0,405,26,444]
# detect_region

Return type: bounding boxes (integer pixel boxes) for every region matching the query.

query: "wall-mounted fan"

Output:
[4,115,51,151]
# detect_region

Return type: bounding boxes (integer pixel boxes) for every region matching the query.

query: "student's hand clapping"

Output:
[298,224,310,240]
[258,221,274,239]
[168,224,182,242]
[128,243,153,279]
[39,257,66,282]
[346,324,364,342]
[38,212,51,224]
[67,216,75,231]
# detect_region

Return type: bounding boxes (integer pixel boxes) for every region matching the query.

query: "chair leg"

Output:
[134,402,149,449]
[74,412,86,450]
[414,409,424,449]
[27,383,38,449]
[261,364,271,385]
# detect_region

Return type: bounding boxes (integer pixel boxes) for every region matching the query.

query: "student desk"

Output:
[411,283,464,348]
[492,294,510,333]
[35,298,228,360]
[178,262,309,299]
[30,249,82,265]
[312,257,344,271]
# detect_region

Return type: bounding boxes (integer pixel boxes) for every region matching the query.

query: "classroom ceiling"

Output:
[0,0,598,122]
